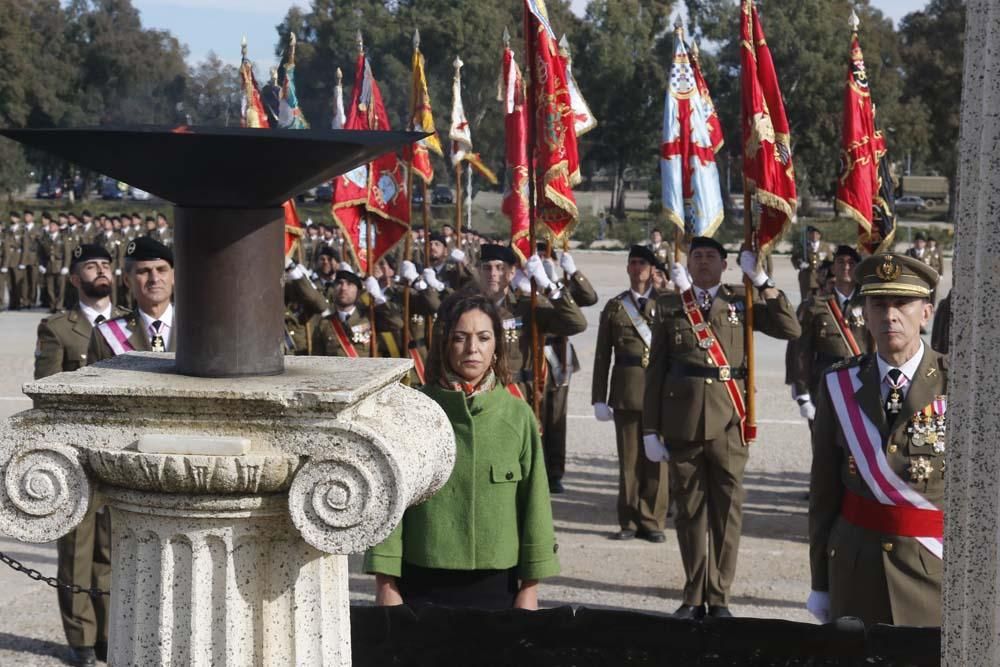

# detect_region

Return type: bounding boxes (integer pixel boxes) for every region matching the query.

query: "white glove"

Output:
[0,268,7,273]
[643,433,670,463]
[511,269,532,296]
[525,254,553,290]
[593,402,613,422]
[60,267,69,276]
[559,252,577,276]
[114,268,122,276]
[285,263,306,281]
[17,264,25,270]
[806,590,830,624]
[38,265,47,274]
[400,260,419,284]
[422,268,445,291]
[739,250,769,287]
[364,276,386,305]
[799,261,810,270]
[338,261,354,274]
[796,394,816,421]
[414,279,428,291]
[670,262,692,292]
[285,257,295,270]
[450,248,466,263]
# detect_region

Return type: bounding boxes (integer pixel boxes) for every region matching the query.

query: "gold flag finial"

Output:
[240,35,247,60]
[691,38,701,62]
[356,30,364,55]
[503,27,511,49]
[413,28,420,50]
[848,8,861,33]
[674,16,684,37]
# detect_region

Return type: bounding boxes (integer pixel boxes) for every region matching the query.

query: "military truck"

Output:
[898,176,949,206]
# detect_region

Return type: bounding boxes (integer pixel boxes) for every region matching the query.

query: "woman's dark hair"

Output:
[425,289,511,386]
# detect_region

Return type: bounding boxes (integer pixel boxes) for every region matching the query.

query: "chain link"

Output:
[0,551,109,599]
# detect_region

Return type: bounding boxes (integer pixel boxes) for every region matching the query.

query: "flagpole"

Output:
[742,181,756,442]
[455,161,464,236]
[402,30,419,362]
[524,14,543,424]
[356,31,378,359]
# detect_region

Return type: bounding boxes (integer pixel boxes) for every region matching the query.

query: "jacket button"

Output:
[505,471,514,481]
[830,548,836,557]
[888,444,898,454]
[553,543,559,553]
[882,542,894,553]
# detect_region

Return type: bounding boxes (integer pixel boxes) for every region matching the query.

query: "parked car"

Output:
[895,195,927,213]
[432,186,454,205]
[35,177,63,199]
[101,179,123,200]
[314,183,333,202]
[129,186,151,201]
[412,187,425,207]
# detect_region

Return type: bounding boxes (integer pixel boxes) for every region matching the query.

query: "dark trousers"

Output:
[614,410,669,533]
[19,265,37,307]
[542,384,569,480]
[57,508,111,648]
[669,424,748,607]
[8,266,24,309]
[45,273,66,312]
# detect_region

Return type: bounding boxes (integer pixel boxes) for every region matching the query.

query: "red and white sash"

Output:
[329,317,360,358]
[409,348,426,385]
[97,319,135,356]
[680,289,752,443]
[826,366,943,559]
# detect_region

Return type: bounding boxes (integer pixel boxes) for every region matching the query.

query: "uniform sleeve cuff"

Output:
[363,552,402,578]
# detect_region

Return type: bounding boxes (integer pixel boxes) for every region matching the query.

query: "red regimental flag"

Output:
[501,47,531,264]
[836,32,892,254]
[283,200,303,261]
[525,0,580,245]
[740,0,797,255]
[239,54,269,130]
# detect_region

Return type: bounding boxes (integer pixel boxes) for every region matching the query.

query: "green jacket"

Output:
[364,383,560,581]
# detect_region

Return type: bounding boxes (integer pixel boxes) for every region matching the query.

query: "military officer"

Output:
[283,258,331,356]
[78,210,99,245]
[593,245,670,541]
[95,218,123,306]
[793,246,869,423]
[644,236,801,618]
[808,253,945,627]
[906,233,942,302]
[19,209,42,308]
[477,244,588,403]
[39,214,71,312]
[388,257,442,385]
[646,228,672,266]
[312,268,403,358]
[88,237,175,361]
[4,212,25,309]
[931,289,951,354]
[424,231,477,292]
[36,244,129,667]
[154,213,173,246]
[791,226,836,300]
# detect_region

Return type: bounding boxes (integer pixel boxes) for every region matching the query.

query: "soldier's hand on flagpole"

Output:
[38,265,46,275]
[593,402,613,422]
[806,591,830,624]
[739,250,769,287]
[400,260,420,285]
[450,248,466,264]
[643,433,669,463]
[285,260,306,281]
[525,255,553,291]
[799,261,810,270]
[796,394,816,421]
[559,252,577,276]
[421,268,445,291]
[670,262,692,292]
[60,267,68,276]
[511,269,532,296]
[364,276,387,305]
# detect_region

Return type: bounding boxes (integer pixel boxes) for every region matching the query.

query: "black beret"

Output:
[81,210,92,217]
[318,246,338,259]
[70,244,113,268]
[689,236,727,259]
[834,245,861,262]
[9,211,20,219]
[126,236,173,266]
[628,244,657,265]
[334,269,363,289]
[806,225,821,234]
[429,231,447,244]
[480,244,516,265]
[23,209,34,217]
[914,232,927,242]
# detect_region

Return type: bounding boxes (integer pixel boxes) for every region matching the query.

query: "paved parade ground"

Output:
[0,250,952,665]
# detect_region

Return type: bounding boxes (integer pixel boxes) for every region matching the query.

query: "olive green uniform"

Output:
[19,222,42,307]
[88,310,177,362]
[791,241,836,300]
[382,283,441,385]
[4,225,25,309]
[95,231,123,305]
[795,292,870,399]
[593,288,669,534]
[644,284,800,606]
[36,304,128,651]
[312,303,403,358]
[283,275,329,356]
[39,231,71,312]
[809,350,947,626]
[931,291,951,354]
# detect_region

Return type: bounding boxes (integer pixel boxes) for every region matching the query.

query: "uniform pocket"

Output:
[490,464,523,483]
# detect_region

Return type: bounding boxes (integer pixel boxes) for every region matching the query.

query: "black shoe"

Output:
[708,605,733,618]
[94,641,108,662]
[638,530,667,543]
[68,646,97,667]
[673,604,706,620]
[613,529,636,540]
[548,478,565,494]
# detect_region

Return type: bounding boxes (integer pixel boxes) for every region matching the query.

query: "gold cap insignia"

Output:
[875,255,901,281]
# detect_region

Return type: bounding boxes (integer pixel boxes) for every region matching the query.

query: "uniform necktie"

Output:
[638,297,648,311]
[94,315,106,325]
[884,368,907,425]
[150,320,166,352]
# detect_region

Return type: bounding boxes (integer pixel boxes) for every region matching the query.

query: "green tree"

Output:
[186,52,241,126]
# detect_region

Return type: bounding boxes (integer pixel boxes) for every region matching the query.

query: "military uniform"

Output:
[791,239,836,299]
[931,290,951,354]
[4,224,24,309]
[647,240,672,266]
[809,252,945,627]
[593,287,669,535]
[88,306,177,362]
[19,221,42,307]
[283,273,330,356]
[40,231,71,312]
[95,231,123,305]
[312,303,403,358]
[906,246,942,302]
[645,280,800,608]
[382,282,441,384]
[795,291,870,399]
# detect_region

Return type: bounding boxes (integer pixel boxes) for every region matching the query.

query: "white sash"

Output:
[620,294,652,348]
[825,366,943,559]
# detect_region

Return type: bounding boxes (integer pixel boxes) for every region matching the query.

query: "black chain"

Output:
[0,551,109,599]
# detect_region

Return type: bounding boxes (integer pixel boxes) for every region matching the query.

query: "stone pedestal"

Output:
[944,1,1000,662]
[0,354,455,666]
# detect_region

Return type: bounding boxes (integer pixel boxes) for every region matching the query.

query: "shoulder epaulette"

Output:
[826,354,868,373]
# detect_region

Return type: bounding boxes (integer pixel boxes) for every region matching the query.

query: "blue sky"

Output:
[132,0,931,69]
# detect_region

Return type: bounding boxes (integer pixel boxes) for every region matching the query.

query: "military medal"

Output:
[909,456,934,483]
[698,337,715,350]
[674,331,683,346]
[641,348,650,368]
[932,396,947,454]
[151,336,166,353]
[727,304,740,325]
[886,390,902,414]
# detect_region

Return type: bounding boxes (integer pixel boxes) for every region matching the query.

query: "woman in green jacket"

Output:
[365,291,560,609]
